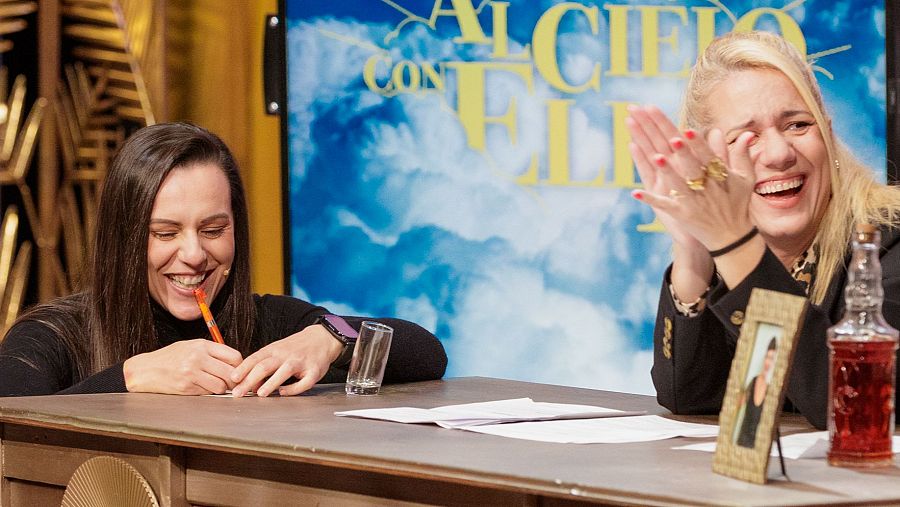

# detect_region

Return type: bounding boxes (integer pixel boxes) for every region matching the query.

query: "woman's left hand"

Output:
[230,324,343,397]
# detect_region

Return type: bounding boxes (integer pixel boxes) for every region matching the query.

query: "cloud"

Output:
[284,0,886,396]
[445,262,655,394]
[286,10,664,394]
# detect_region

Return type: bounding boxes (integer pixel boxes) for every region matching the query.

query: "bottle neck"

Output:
[844,241,883,313]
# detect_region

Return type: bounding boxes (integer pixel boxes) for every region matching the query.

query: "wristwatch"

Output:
[316,314,359,367]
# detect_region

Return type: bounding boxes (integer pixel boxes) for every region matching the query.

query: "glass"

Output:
[827,224,899,467]
[345,321,393,395]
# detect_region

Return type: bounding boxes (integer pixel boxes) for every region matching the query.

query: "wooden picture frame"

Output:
[712,288,808,484]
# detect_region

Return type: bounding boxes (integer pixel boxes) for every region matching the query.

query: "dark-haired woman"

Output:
[0,122,447,397]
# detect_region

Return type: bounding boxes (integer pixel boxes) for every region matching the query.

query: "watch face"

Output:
[321,315,359,341]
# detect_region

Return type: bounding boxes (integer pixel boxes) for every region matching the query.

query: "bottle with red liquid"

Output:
[827,223,899,467]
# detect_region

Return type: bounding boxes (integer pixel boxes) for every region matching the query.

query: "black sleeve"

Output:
[654,237,900,431]
[651,268,733,414]
[0,320,127,396]
[252,294,327,348]
[252,295,448,384]
[652,249,825,426]
[877,232,900,428]
[339,317,448,384]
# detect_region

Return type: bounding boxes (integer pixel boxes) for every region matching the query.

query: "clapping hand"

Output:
[626,104,758,252]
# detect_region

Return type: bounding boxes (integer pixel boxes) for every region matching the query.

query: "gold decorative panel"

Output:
[62,0,160,125]
[30,0,163,298]
[0,1,37,53]
[0,69,44,335]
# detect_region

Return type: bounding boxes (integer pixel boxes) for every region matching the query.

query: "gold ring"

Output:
[703,158,728,182]
[669,189,682,198]
[685,176,706,191]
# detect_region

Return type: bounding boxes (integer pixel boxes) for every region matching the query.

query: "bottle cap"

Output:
[854,223,877,243]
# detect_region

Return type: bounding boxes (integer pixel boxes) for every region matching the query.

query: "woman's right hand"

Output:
[626,105,715,301]
[123,339,244,395]
[626,104,761,299]
[626,105,706,251]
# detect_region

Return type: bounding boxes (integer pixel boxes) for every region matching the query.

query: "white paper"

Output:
[673,431,900,459]
[336,398,718,443]
[459,415,720,443]
[334,398,644,428]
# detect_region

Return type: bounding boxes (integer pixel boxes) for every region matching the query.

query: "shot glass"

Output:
[345,321,393,395]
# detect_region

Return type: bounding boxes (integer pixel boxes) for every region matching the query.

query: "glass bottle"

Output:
[827,223,899,467]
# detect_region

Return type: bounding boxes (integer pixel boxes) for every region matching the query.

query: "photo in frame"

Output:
[712,288,809,484]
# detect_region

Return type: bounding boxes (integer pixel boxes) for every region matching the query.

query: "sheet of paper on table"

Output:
[673,431,900,459]
[335,398,719,443]
[336,398,643,428]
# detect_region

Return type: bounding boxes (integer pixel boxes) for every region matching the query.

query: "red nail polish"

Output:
[684,129,696,140]
[654,155,666,167]
[632,190,644,200]
[671,138,684,150]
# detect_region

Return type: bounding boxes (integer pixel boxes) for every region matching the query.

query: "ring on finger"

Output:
[703,157,728,182]
[685,175,706,191]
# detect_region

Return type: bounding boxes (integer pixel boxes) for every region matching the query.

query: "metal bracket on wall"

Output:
[263,14,285,115]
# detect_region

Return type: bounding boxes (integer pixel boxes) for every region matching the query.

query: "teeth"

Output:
[756,176,803,195]
[169,274,205,289]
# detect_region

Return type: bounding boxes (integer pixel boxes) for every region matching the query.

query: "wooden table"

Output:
[1,377,898,506]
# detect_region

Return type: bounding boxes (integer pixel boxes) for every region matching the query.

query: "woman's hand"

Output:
[628,104,757,249]
[123,340,243,395]
[627,104,763,292]
[230,324,344,397]
[626,105,708,251]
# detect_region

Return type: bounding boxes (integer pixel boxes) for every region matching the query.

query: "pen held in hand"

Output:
[193,287,225,344]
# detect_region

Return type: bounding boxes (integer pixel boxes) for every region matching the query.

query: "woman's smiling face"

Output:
[706,68,831,252]
[146,162,235,321]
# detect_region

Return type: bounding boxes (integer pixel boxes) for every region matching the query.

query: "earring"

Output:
[834,159,840,171]
[223,269,230,277]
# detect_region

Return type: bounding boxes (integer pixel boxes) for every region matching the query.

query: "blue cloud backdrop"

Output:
[283,0,886,394]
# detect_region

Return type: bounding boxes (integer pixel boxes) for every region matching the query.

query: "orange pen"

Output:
[193,287,225,344]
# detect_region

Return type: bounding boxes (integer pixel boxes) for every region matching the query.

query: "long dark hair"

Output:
[15,123,256,380]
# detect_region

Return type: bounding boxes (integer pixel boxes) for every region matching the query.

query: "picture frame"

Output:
[712,288,808,484]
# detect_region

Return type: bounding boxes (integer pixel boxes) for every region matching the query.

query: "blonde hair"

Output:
[680,31,900,304]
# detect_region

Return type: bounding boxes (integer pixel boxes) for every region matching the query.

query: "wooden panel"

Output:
[2,425,167,498]
[246,0,283,295]
[3,439,163,488]
[158,444,188,507]
[6,479,64,506]
[1,430,6,506]
[37,0,61,301]
[186,449,531,507]
[188,470,434,507]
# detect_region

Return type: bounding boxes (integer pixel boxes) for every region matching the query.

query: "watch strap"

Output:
[332,342,355,369]
[316,314,358,368]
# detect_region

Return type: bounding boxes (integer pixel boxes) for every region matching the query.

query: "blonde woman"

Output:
[627,31,900,429]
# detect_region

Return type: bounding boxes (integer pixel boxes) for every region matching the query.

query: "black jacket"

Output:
[651,226,900,429]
